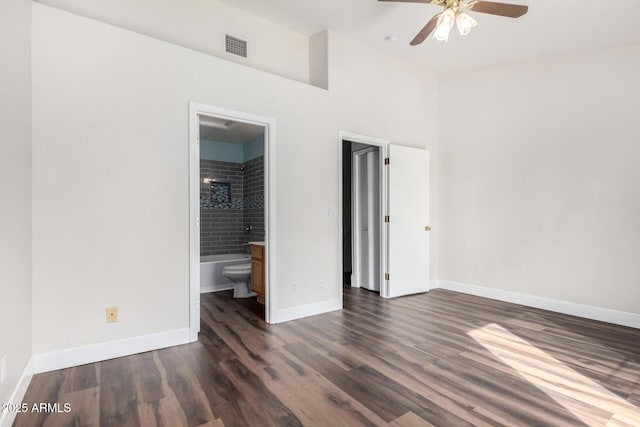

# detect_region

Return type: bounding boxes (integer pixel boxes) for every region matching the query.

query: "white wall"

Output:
[0,0,32,411]
[31,4,438,354]
[328,31,440,279]
[309,31,328,90]
[38,0,310,84]
[438,44,640,314]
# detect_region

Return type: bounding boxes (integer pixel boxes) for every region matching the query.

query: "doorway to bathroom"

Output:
[339,131,431,302]
[189,103,276,341]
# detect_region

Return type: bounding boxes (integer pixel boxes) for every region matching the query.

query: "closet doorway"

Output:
[341,137,386,295]
[339,131,431,302]
[351,145,382,292]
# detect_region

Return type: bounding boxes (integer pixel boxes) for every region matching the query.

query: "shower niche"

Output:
[210,181,231,203]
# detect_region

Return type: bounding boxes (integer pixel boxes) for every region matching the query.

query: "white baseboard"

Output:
[432,280,640,329]
[273,298,342,324]
[200,283,234,293]
[32,328,191,374]
[0,357,34,427]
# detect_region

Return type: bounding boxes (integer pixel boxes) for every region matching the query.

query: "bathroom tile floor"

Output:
[14,287,640,426]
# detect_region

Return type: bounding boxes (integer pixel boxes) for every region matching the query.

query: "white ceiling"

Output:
[220,0,640,73]
[200,120,264,144]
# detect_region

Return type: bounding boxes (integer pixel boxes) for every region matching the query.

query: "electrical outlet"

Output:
[1,354,7,383]
[292,282,297,292]
[106,306,118,323]
[319,280,325,288]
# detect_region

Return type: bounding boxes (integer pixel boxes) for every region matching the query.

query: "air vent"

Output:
[225,34,247,58]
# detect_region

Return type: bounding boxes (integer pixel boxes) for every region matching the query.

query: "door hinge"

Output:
[384,157,390,165]
[196,133,200,145]
[385,273,390,281]
[195,299,200,309]
[384,215,390,223]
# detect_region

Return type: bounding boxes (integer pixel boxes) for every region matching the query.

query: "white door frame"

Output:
[189,102,277,341]
[338,131,390,300]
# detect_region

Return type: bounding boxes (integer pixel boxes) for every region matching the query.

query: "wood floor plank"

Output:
[99,357,140,427]
[42,386,100,427]
[200,311,273,370]
[181,343,240,405]
[388,411,435,427]
[156,396,189,427]
[209,400,254,427]
[153,348,214,426]
[129,351,165,404]
[284,341,474,426]
[283,341,404,422]
[217,358,303,427]
[283,321,365,371]
[262,349,389,426]
[458,408,509,427]
[135,397,188,427]
[13,370,66,427]
[327,339,475,420]
[136,402,158,427]
[14,287,640,426]
[196,419,226,427]
[202,296,287,352]
[197,320,238,363]
[58,364,99,395]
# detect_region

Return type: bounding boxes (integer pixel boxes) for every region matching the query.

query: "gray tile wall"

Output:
[200,156,264,256]
[243,156,265,243]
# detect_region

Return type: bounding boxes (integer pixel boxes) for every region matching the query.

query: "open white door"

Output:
[386,144,430,298]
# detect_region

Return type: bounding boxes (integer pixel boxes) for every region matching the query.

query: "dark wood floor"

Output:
[15,287,640,426]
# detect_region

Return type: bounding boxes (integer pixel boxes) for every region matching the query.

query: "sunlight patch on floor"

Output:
[469,323,640,427]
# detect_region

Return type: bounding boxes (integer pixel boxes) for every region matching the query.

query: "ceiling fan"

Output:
[379,0,528,45]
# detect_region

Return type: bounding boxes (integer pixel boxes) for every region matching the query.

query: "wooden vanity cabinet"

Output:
[250,244,265,304]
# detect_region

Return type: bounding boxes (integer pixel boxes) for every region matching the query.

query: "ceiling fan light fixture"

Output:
[380,0,529,46]
[433,8,456,42]
[456,11,477,36]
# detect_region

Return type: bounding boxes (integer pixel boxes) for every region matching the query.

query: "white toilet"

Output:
[222,263,256,298]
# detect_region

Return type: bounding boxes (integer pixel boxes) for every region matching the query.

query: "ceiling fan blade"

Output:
[468,1,528,18]
[410,14,440,46]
